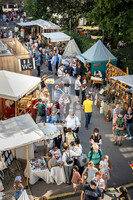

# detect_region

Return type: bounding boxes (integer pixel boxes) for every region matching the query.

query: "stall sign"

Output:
[46,78,55,84]
[18,58,35,71]
[93,63,101,66]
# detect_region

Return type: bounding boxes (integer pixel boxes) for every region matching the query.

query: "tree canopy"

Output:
[88,0,133,43]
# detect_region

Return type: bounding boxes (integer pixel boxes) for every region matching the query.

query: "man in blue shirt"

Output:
[81,180,102,200]
[54,85,64,102]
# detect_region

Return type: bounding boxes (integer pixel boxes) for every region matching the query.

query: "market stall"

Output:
[0,38,32,75]
[24,123,66,185]
[62,39,81,58]
[17,19,61,38]
[42,32,70,43]
[77,40,117,79]
[0,70,41,118]
[0,114,45,186]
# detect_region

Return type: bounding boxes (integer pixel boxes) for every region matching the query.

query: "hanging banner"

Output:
[18,58,35,71]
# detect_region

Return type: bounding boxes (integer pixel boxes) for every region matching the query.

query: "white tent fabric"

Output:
[0,70,41,101]
[62,39,81,57]
[17,19,60,30]
[42,32,70,42]
[18,190,30,200]
[111,75,133,87]
[38,123,60,139]
[0,114,44,151]
[78,40,117,62]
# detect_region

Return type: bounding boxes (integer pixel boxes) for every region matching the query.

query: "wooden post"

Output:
[15,101,17,116]
[14,148,16,159]
[126,67,129,75]
[26,144,29,187]
[44,140,45,155]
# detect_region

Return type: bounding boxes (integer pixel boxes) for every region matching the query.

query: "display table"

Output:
[24,158,54,185]
[51,166,66,185]
[91,76,103,85]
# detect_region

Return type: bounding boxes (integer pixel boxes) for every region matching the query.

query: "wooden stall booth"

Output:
[17,19,61,38]
[0,38,32,75]
[0,71,51,120]
[0,70,41,119]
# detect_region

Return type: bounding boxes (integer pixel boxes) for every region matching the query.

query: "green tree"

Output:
[25,0,93,29]
[88,0,133,44]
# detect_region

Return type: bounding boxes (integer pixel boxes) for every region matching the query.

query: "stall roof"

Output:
[0,40,12,56]
[42,32,70,42]
[62,39,81,57]
[0,114,44,151]
[77,40,117,63]
[111,75,133,87]
[17,19,61,30]
[0,70,41,101]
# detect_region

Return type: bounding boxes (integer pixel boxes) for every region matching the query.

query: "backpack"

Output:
[40,104,46,117]
[77,153,87,167]
[117,116,125,128]
[90,149,102,161]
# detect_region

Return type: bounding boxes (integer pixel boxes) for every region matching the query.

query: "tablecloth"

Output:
[51,166,66,185]
[24,161,54,185]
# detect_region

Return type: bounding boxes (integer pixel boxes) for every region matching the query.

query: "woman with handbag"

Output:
[60,146,79,185]
[82,161,98,184]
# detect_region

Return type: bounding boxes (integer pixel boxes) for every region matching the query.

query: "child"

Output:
[71,165,82,192]
[99,155,112,189]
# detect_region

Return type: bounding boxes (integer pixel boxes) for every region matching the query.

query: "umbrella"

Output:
[37,123,60,139]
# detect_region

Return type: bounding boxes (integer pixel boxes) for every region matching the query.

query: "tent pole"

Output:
[44,140,45,155]
[15,101,17,116]
[14,148,16,159]
[26,144,29,187]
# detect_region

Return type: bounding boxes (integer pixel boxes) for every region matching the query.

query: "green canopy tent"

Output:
[77,40,117,78]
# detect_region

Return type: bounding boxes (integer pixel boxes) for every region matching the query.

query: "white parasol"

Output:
[37,123,60,139]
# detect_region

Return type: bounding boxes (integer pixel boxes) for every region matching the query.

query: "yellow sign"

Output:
[46,78,55,84]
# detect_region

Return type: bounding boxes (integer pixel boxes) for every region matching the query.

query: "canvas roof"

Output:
[77,40,117,63]
[62,39,81,57]
[111,75,133,88]
[17,19,60,30]
[0,70,41,101]
[0,114,44,151]
[42,32,70,42]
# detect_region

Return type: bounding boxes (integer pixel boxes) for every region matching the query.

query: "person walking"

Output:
[81,180,102,200]
[113,110,126,146]
[82,161,98,184]
[13,176,24,200]
[81,79,87,104]
[88,144,103,169]
[83,95,93,129]
[75,75,81,104]
[99,155,112,190]
[60,146,79,185]
[124,107,133,140]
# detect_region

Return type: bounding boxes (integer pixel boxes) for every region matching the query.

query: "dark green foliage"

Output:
[88,0,133,44]
[63,30,95,53]
[111,44,133,74]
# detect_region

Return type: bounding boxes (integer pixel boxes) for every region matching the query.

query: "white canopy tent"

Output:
[0,70,41,101]
[17,19,61,30]
[42,32,70,42]
[0,114,45,186]
[0,114,44,151]
[62,39,81,57]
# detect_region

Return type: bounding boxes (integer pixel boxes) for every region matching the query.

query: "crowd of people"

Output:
[0,9,132,199]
